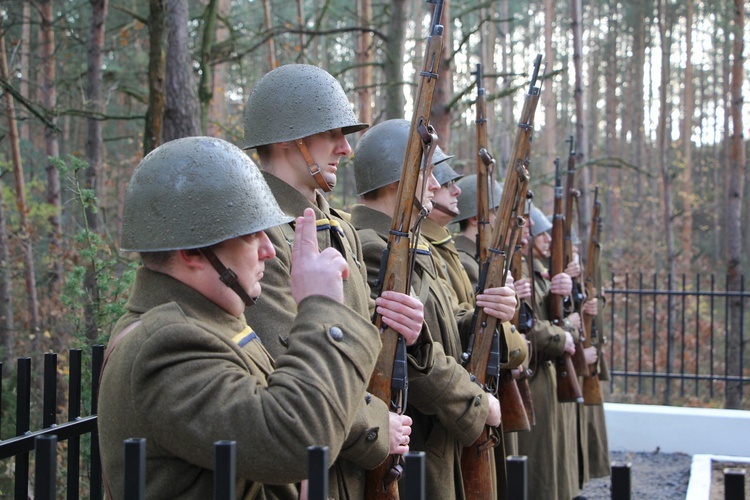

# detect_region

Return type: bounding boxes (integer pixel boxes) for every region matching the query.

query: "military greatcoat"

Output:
[245,173,394,499]
[515,258,580,500]
[454,234,480,288]
[99,268,382,499]
[350,204,491,500]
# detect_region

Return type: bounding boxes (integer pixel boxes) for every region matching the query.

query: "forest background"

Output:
[0,0,747,410]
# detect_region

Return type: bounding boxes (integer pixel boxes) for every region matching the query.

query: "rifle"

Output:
[364,1,444,498]
[471,62,529,435]
[460,54,543,500]
[549,158,584,403]
[510,190,536,427]
[581,187,604,405]
[563,136,589,374]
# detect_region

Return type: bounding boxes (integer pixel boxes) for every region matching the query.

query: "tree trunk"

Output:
[540,0,556,213]
[40,0,63,299]
[431,0,451,150]
[144,0,167,155]
[356,0,373,129]
[631,0,646,222]
[725,0,745,410]
[0,24,40,349]
[656,0,677,403]
[198,0,218,134]
[680,0,694,268]
[0,174,12,358]
[165,0,199,140]
[497,0,512,176]
[261,0,276,71]
[570,0,591,250]
[19,0,31,143]
[604,1,619,241]
[207,0,230,136]
[384,0,406,119]
[83,0,109,343]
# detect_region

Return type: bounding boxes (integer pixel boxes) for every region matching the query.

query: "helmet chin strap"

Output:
[431,201,458,218]
[198,248,257,307]
[295,139,332,192]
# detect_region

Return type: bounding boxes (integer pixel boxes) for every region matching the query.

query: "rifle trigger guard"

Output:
[477,426,501,453]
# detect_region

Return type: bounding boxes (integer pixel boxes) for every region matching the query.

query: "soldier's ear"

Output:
[175,248,205,269]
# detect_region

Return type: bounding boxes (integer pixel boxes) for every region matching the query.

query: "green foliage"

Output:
[52,156,136,345]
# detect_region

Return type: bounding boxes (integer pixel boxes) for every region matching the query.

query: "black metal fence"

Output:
[604,273,749,407]
[0,346,104,498]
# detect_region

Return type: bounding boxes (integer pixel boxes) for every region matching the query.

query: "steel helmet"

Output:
[453,174,504,223]
[121,136,293,252]
[243,64,369,149]
[529,204,553,237]
[353,119,450,196]
[432,157,461,186]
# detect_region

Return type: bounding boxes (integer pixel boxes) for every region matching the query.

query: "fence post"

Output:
[15,357,31,500]
[307,445,329,500]
[91,344,105,500]
[35,434,58,500]
[404,451,426,500]
[214,440,236,500]
[724,468,746,500]
[506,455,528,500]
[611,461,632,500]
[123,438,146,500]
[68,348,83,499]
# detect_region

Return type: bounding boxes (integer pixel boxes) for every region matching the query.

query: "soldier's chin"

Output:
[325,175,337,188]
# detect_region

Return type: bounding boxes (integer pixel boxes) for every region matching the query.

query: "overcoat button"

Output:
[553,334,560,342]
[365,393,372,404]
[474,395,482,407]
[366,430,378,442]
[329,326,344,341]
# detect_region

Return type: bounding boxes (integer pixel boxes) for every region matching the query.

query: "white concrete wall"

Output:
[604,402,750,457]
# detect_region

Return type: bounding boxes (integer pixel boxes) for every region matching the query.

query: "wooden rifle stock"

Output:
[581,187,604,405]
[364,1,444,498]
[461,55,543,500]
[563,136,589,374]
[550,158,584,403]
[472,62,529,436]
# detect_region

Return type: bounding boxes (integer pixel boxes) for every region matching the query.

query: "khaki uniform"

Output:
[245,173,393,499]
[99,268,382,499]
[422,219,475,306]
[584,262,610,479]
[454,234,480,288]
[515,258,580,500]
[351,205,490,500]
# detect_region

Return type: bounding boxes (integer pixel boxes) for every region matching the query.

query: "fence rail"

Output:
[604,273,749,406]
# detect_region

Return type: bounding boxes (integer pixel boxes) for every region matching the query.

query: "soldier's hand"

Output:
[563,331,576,355]
[514,278,532,300]
[549,272,573,296]
[567,312,581,330]
[564,259,581,279]
[388,412,413,455]
[376,292,424,346]
[584,346,598,365]
[582,297,598,316]
[291,208,349,304]
[476,286,517,322]
[485,394,501,427]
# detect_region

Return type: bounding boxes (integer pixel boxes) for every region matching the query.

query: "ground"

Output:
[577,450,692,499]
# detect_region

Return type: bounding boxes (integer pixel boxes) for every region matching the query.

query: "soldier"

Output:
[421,158,474,306]
[98,137,390,499]
[452,174,503,288]
[514,204,581,500]
[349,119,518,499]
[241,64,426,499]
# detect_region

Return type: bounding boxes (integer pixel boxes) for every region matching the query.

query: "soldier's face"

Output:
[301,128,352,189]
[431,180,461,219]
[533,230,551,259]
[215,231,276,302]
[418,170,440,212]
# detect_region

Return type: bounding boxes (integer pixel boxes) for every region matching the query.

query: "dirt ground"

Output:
[577,450,692,499]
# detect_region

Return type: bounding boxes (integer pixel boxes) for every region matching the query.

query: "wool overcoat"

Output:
[515,258,580,500]
[99,268,382,499]
[351,205,492,500]
[244,173,393,499]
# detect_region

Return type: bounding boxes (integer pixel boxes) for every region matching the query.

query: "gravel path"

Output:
[577,450,693,499]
